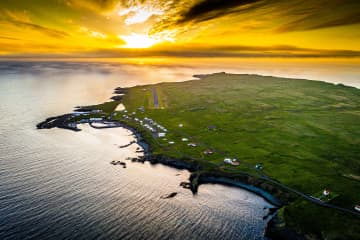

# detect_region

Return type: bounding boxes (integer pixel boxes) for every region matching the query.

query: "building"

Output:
[224,158,232,164]
[90,117,103,122]
[323,189,330,197]
[168,141,175,145]
[158,132,166,137]
[182,138,188,142]
[224,158,240,166]
[188,143,197,147]
[79,119,89,123]
[91,109,102,113]
[204,149,214,155]
[179,124,183,127]
[207,125,217,130]
[72,112,89,116]
[354,205,360,212]
[231,159,240,165]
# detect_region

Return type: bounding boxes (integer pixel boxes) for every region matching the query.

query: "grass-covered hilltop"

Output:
[38,73,360,239]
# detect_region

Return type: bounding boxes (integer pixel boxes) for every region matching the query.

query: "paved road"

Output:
[259,174,360,217]
[115,109,360,218]
[152,87,159,108]
[165,124,360,217]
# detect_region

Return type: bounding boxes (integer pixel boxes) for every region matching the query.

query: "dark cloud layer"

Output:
[177,0,263,23]
[158,0,360,33]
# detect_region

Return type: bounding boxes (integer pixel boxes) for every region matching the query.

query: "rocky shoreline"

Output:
[36,114,80,131]
[37,107,304,240]
[123,123,308,240]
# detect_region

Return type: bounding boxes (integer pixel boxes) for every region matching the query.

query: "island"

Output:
[37,73,360,240]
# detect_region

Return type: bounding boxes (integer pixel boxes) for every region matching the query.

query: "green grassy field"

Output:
[110,73,360,239]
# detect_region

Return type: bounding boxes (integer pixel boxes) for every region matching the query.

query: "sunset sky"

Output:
[0,0,359,57]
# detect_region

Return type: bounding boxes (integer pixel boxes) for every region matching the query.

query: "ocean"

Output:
[1,59,359,240]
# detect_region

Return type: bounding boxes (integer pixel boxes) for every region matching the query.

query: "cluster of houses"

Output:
[144,117,168,136]
[122,113,169,138]
[121,108,266,172]
[122,111,200,147]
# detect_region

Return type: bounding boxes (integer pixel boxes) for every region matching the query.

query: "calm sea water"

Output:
[0,60,359,240]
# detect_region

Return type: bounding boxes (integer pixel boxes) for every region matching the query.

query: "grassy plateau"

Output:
[72,73,360,239]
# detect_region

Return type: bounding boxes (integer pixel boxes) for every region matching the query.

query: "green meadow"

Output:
[73,73,360,238]
[107,73,359,239]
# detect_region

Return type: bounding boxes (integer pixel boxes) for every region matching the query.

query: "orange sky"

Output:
[0,0,359,57]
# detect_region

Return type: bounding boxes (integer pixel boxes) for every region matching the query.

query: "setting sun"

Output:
[120,33,159,48]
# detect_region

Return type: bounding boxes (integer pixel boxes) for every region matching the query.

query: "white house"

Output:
[168,141,175,145]
[224,158,239,165]
[188,143,197,147]
[179,124,183,127]
[224,158,232,164]
[90,118,103,122]
[158,132,166,137]
[181,138,188,142]
[323,189,330,197]
[231,159,240,166]
[204,149,214,155]
[355,205,360,212]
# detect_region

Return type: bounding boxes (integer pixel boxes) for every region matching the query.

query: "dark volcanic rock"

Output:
[37,114,80,131]
[114,87,128,94]
[160,192,178,199]
[180,182,191,189]
[110,95,123,101]
[265,214,306,240]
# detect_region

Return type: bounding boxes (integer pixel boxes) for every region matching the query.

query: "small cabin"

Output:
[224,158,232,164]
[90,117,103,122]
[204,149,214,155]
[323,189,330,197]
[207,125,217,130]
[354,205,360,212]
[158,132,166,137]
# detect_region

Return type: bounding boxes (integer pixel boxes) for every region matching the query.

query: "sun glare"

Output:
[120,33,159,48]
